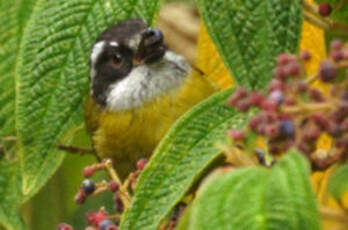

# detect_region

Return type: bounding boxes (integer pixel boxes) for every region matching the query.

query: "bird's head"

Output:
[90,18,189,111]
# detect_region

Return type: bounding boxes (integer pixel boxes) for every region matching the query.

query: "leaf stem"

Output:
[57,144,95,155]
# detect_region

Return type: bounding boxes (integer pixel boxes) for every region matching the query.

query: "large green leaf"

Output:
[189,150,321,230]
[15,0,163,198]
[197,0,303,89]
[0,1,36,229]
[328,163,348,201]
[120,89,256,230]
[0,0,36,142]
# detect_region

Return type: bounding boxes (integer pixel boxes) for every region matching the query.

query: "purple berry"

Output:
[269,90,285,105]
[81,179,96,195]
[280,121,296,138]
[100,220,114,230]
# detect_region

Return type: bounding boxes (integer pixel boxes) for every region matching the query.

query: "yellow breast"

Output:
[85,70,216,177]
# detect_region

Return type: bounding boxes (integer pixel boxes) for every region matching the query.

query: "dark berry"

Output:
[100,220,114,230]
[83,167,94,178]
[109,181,119,192]
[228,129,245,141]
[137,158,148,170]
[81,179,96,195]
[74,190,86,204]
[297,81,309,93]
[57,223,73,230]
[320,61,337,82]
[318,2,332,17]
[301,50,312,61]
[279,121,296,139]
[115,194,124,212]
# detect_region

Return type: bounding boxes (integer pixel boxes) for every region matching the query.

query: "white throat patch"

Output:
[105,51,191,111]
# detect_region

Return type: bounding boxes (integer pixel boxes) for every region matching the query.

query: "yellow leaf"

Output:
[197,25,234,89]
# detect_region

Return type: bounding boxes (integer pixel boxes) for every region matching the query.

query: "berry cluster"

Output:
[228,40,348,170]
[58,158,148,230]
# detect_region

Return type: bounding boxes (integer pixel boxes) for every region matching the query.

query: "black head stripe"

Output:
[97,18,148,44]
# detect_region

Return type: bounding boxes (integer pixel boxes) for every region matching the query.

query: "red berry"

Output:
[320,61,337,82]
[137,158,148,170]
[331,39,343,51]
[228,88,248,106]
[301,50,312,61]
[58,223,74,230]
[297,81,309,93]
[311,113,329,130]
[343,49,348,59]
[274,66,287,79]
[310,89,325,102]
[341,119,348,132]
[86,211,98,226]
[277,53,291,66]
[109,181,119,192]
[332,50,344,62]
[74,190,86,204]
[83,167,94,178]
[262,99,278,112]
[318,2,332,17]
[303,125,321,141]
[250,91,265,107]
[285,61,301,77]
[265,124,280,137]
[268,79,285,91]
[228,129,245,141]
[236,98,252,111]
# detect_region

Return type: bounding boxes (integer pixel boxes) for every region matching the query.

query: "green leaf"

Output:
[328,163,348,201]
[189,149,321,230]
[15,0,163,198]
[197,0,303,89]
[120,89,256,230]
[0,0,36,145]
[0,1,35,229]
[0,160,27,230]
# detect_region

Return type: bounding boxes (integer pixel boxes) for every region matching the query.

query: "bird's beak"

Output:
[133,28,167,65]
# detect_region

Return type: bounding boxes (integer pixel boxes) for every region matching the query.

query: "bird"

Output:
[85,18,217,179]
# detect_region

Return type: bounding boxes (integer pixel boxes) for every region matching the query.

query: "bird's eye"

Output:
[112,53,123,67]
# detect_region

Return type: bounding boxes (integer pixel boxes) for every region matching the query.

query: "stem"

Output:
[105,159,131,208]
[2,136,17,142]
[306,73,319,85]
[304,12,331,30]
[281,102,335,114]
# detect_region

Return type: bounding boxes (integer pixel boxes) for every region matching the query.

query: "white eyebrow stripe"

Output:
[109,41,119,47]
[90,41,106,80]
